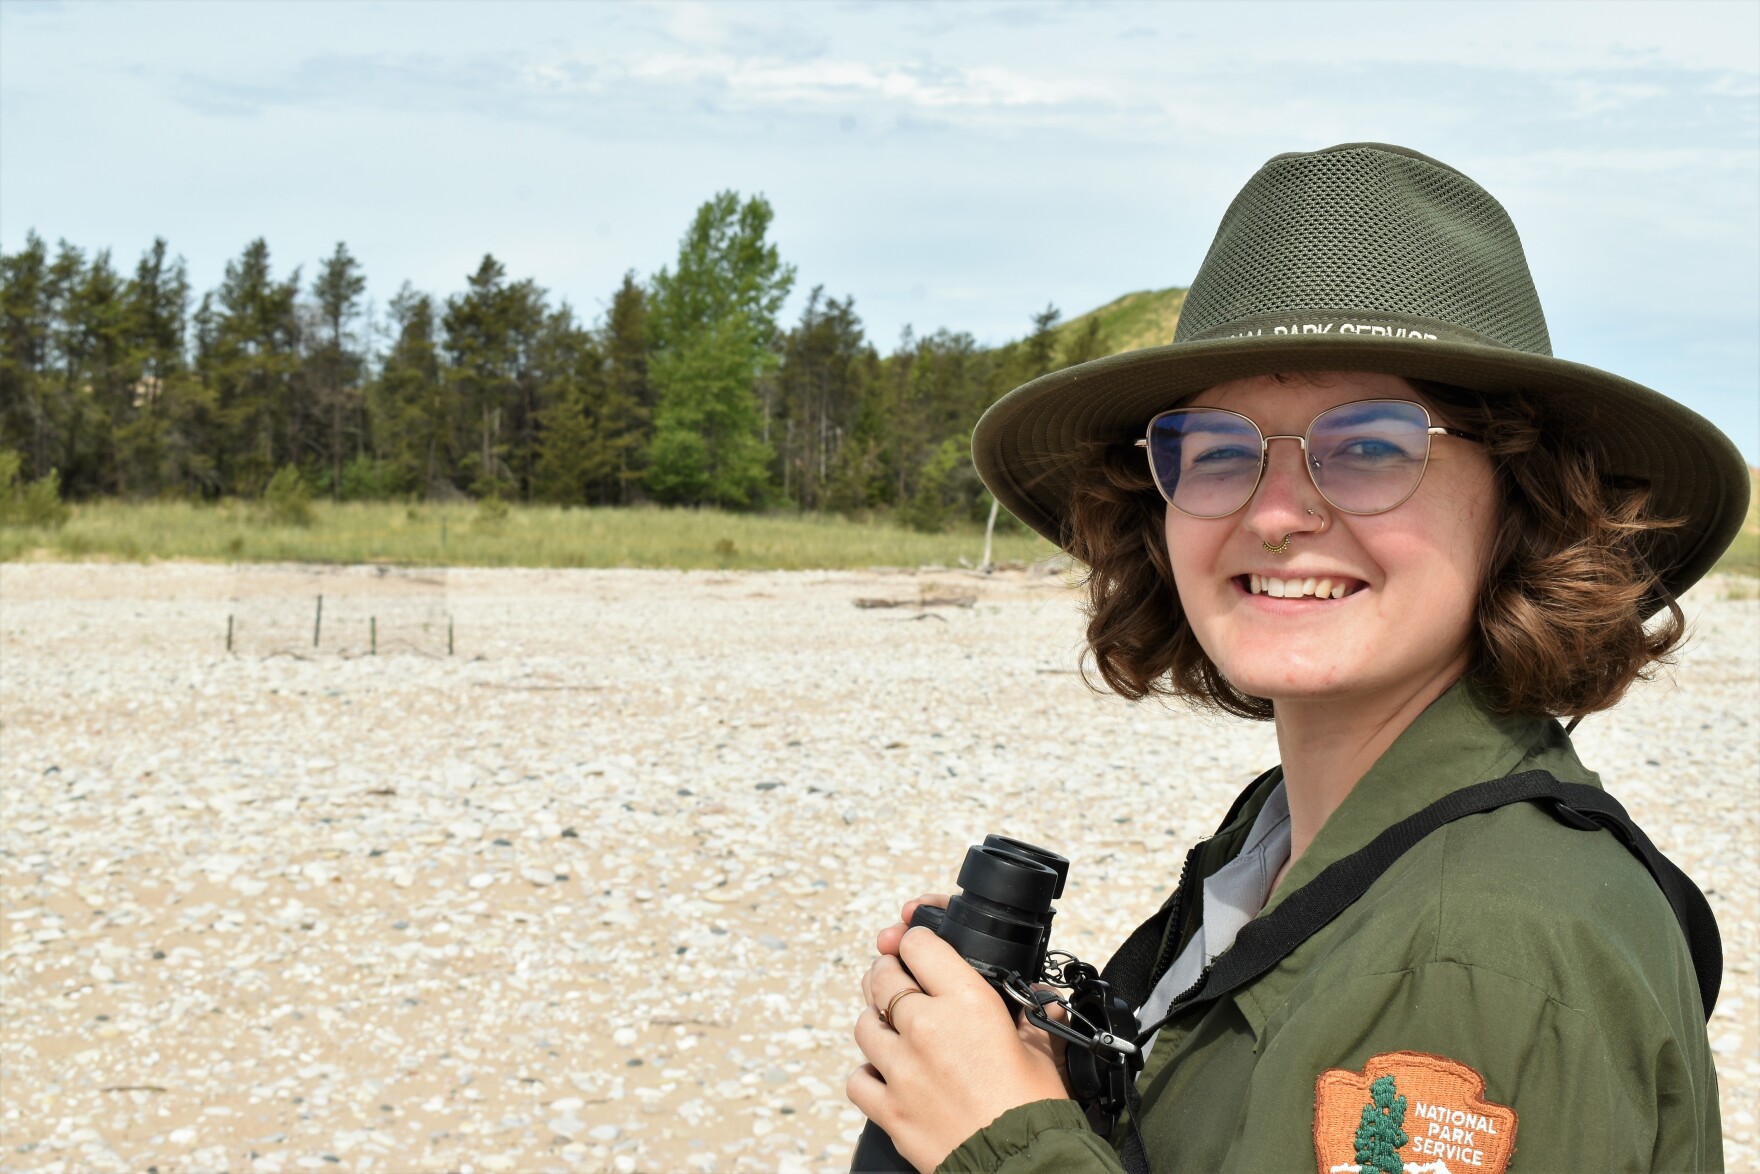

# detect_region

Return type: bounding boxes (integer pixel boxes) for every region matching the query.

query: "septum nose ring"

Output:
[1262,510,1321,554]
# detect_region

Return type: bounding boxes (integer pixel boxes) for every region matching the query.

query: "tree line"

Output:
[0,192,1106,530]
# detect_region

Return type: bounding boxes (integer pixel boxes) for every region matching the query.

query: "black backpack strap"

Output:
[1140,770,1721,1040]
[1105,769,1722,1174]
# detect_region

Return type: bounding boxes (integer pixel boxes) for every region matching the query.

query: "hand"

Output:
[848,925,1073,1172]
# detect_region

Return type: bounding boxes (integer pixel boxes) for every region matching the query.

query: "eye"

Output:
[1338,437,1408,461]
[1184,443,1259,476]
[1191,443,1257,465]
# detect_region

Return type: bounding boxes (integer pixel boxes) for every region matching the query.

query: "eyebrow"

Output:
[1314,404,1410,430]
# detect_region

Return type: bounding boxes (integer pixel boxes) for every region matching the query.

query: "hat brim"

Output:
[973,334,1750,603]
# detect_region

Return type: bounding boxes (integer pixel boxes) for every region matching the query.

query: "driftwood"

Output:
[853,594,976,610]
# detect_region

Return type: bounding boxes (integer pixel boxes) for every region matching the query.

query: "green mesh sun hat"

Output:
[972,142,1750,601]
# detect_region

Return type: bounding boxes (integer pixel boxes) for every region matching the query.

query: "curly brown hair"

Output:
[1064,378,1686,721]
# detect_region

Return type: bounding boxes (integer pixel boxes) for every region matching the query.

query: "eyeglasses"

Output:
[1135,398,1481,518]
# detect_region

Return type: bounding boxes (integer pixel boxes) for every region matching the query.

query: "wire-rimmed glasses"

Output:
[1135,398,1481,518]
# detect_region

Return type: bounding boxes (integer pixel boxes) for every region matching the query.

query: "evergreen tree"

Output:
[0,233,61,484]
[118,238,209,496]
[308,242,368,497]
[442,256,546,498]
[646,192,794,507]
[56,248,136,497]
[202,239,303,494]
[1352,1075,1409,1174]
[600,272,651,502]
[530,304,602,505]
[368,284,450,496]
[775,287,875,509]
[1020,302,1063,379]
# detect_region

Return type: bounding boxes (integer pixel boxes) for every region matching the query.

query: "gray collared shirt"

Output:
[1137,782,1291,1058]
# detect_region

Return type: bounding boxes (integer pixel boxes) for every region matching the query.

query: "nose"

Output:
[1242,436,1325,545]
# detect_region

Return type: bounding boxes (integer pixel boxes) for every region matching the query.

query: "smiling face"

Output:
[1164,372,1499,709]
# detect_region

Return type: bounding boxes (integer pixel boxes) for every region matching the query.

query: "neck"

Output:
[1270,661,1471,882]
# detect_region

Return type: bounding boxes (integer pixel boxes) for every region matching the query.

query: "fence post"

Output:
[313,594,323,648]
[980,497,999,572]
[226,614,234,654]
[448,616,454,656]
[370,615,377,656]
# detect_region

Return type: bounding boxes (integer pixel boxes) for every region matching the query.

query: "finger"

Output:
[862,957,894,1013]
[862,957,922,1020]
[879,986,933,1038]
[896,924,986,998]
[845,1061,887,1123]
[876,893,949,956]
[865,954,916,1010]
[852,1003,904,1069]
[900,892,950,923]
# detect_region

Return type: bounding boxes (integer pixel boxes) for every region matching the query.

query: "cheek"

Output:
[1164,515,1219,613]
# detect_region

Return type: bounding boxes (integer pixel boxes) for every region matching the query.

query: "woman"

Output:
[847,143,1747,1173]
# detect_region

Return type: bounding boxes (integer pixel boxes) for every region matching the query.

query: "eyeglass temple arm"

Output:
[1139,429,1476,445]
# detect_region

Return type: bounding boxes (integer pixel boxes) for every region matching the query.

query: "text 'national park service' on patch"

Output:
[1312,1050,1517,1174]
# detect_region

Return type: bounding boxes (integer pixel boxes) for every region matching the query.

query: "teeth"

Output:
[1249,575,1357,599]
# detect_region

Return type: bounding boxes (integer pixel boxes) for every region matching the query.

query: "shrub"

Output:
[0,449,71,529]
[261,465,315,527]
[339,455,401,501]
[474,494,510,531]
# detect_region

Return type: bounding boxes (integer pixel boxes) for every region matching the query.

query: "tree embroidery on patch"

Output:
[1314,1051,1518,1174]
[1353,1075,1409,1174]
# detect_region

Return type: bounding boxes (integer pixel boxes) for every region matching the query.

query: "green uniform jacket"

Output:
[937,682,1722,1173]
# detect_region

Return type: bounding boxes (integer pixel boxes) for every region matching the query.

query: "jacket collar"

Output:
[1229,678,1599,1038]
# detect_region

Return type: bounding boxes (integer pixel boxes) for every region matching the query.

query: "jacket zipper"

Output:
[1149,841,1205,987]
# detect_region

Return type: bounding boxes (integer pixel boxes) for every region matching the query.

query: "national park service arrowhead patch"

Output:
[1313,1051,1517,1174]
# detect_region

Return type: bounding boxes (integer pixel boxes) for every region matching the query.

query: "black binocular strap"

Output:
[1101,769,1723,1174]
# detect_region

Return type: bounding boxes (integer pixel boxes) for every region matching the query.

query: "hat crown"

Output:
[1173,143,1552,356]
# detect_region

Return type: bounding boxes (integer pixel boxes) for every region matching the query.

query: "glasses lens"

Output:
[1147,409,1263,517]
[1307,400,1432,514]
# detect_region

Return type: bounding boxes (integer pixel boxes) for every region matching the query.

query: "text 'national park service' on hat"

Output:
[972,141,1750,602]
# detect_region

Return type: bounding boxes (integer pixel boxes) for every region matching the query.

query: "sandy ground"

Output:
[1,562,1755,1173]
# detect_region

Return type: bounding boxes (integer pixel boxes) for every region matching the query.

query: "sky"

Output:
[2,0,1757,460]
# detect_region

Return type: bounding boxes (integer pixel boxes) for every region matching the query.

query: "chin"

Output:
[1216,653,1365,704]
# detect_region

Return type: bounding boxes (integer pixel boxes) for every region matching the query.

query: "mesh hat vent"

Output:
[1175,144,1551,354]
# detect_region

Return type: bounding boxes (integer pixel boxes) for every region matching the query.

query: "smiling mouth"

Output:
[1239,574,1366,600]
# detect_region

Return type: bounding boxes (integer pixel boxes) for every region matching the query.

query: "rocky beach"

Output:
[2,563,1755,1172]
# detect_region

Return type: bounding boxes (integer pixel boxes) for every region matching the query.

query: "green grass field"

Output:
[1718,467,1760,578]
[3,470,1753,577]
[0,500,1060,571]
